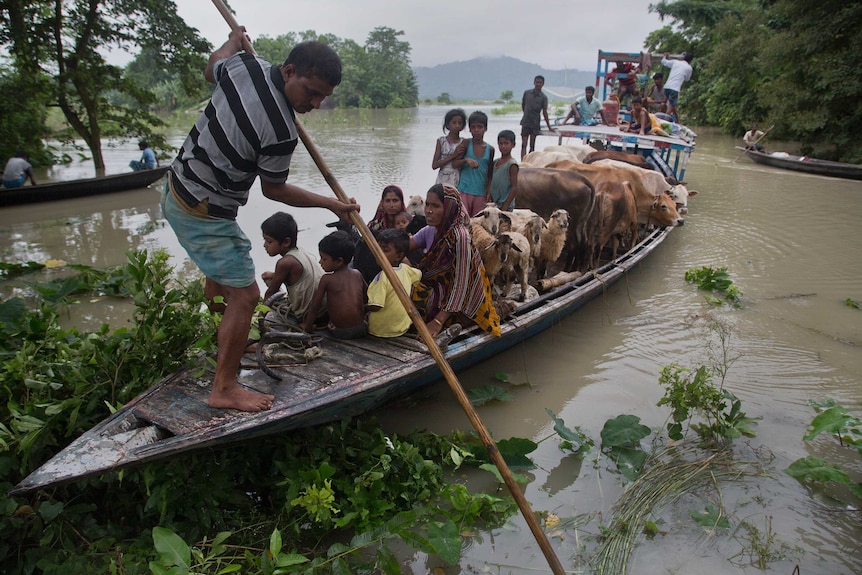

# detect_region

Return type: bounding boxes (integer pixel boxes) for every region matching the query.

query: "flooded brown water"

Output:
[1,109,860,574]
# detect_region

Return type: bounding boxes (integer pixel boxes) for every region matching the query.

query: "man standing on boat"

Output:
[661,52,693,123]
[520,75,553,160]
[161,27,359,412]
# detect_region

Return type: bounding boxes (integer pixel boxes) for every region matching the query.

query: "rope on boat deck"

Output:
[254,292,323,380]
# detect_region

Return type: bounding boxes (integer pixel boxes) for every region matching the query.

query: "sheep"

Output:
[536,208,570,279]
[470,203,511,236]
[507,208,545,268]
[405,195,425,217]
[471,221,515,286]
[497,231,531,302]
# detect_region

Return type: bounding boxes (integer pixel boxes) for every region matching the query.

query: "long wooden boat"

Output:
[0,166,169,207]
[10,225,673,495]
[736,147,862,180]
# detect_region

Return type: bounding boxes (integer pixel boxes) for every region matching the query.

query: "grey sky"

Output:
[173,0,667,71]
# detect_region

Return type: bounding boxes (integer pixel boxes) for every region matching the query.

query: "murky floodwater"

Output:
[1,109,860,574]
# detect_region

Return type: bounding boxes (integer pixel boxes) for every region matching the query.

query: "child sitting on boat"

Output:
[261,212,327,325]
[301,230,368,339]
[366,229,423,338]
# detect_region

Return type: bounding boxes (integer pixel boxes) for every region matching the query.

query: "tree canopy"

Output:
[0,0,209,170]
[646,0,862,162]
[252,26,418,109]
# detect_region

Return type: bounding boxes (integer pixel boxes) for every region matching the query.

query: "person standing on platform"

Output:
[661,52,693,122]
[519,75,553,160]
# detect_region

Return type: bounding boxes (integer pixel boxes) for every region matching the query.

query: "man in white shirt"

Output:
[743,123,767,152]
[661,52,693,123]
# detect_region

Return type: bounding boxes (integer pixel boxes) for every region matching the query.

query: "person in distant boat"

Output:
[743,123,767,152]
[563,86,606,126]
[409,184,501,338]
[366,228,423,338]
[301,230,367,339]
[129,140,157,171]
[519,75,554,160]
[162,28,359,412]
[661,52,693,123]
[646,73,667,114]
[2,151,37,188]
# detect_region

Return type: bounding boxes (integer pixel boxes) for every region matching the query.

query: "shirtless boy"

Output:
[301,230,367,339]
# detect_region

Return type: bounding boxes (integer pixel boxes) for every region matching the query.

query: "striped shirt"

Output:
[170,54,299,219]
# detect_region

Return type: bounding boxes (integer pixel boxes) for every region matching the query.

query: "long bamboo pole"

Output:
[208,2,565,573]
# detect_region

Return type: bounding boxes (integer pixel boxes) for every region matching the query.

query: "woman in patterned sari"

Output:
[410,184,500,338]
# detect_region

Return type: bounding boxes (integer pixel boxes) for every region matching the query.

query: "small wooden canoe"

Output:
[0,166,169,207]
[737,147,862,181]
[10,226,672,495]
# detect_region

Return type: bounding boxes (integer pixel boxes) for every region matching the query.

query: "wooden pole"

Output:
[209,2,566,573]
[734,124,774,162]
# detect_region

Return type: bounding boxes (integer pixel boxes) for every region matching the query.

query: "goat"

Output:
[536,209,570,279]
[497,231,531,302]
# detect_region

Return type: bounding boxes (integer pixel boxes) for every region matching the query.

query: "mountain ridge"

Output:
[413,56,596,102]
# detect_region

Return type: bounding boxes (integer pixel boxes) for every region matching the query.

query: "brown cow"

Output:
[544,159,684,228]
[516,167,597,272]
[584,149,655,171]
[592,158,699,215]
[592,180,639,267]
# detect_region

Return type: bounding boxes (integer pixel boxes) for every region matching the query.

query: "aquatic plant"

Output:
[685,265,742,307]
[786,398,862,501]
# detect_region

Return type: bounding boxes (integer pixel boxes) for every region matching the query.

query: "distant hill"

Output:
[413,56,596,102]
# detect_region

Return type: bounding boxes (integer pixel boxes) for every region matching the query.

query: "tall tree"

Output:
[647,0,862,161]
[251,27,416,110]
[359,27,417,108]
[0,0,209,172]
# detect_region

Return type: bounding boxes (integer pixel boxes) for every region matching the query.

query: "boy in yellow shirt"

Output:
[366,229,422,338]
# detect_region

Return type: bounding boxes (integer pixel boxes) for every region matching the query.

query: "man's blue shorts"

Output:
[1,176,25,188]
[161,181,256,288]
[665,88,680,108]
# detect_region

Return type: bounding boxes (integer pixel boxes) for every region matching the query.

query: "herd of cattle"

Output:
[408,143,699,301]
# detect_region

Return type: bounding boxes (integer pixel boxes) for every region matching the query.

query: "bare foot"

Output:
[208,384,274,412]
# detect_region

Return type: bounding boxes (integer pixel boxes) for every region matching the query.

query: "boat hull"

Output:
[738,148,862,180]
[0,167,169,206]
[10,227,672,495]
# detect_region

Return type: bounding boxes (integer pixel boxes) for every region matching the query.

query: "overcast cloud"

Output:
[172,0,667,71]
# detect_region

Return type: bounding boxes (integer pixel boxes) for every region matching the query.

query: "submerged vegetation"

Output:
[1,254,859,573]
